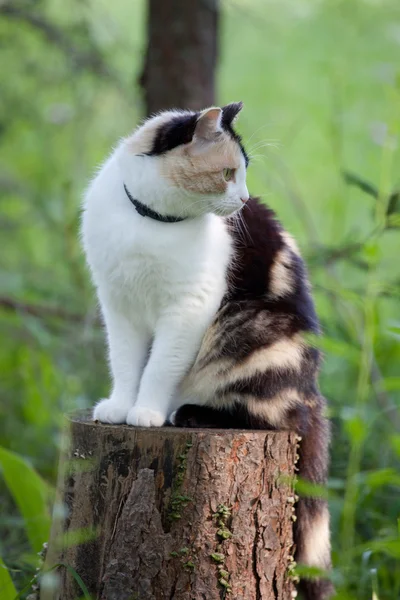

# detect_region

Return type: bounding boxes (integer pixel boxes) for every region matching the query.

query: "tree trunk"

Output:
[139,0,219,114]
[44,412,298,600]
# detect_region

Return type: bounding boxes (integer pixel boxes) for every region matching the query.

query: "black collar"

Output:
[124,184,186,224]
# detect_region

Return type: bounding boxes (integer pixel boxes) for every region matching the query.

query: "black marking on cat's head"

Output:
[221,102,249,167]
[148,112,199,155]
[147,103,249,167]
[221,101,243,126]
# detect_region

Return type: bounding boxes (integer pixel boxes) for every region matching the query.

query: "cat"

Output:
[81,102,333,599]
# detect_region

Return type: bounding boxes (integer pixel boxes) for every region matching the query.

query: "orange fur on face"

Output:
[160,133,242,196]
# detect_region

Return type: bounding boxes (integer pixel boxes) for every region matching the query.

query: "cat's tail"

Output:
[292,401,335,600]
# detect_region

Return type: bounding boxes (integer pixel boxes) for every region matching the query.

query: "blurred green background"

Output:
[1,0,400,598]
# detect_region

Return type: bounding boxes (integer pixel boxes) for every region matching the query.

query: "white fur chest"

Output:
[81,157,233,330]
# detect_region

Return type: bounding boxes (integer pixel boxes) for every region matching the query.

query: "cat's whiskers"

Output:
[248,140,280,155]
[239,209,253,243]
[245,154,269,164]
[245,123,275,146]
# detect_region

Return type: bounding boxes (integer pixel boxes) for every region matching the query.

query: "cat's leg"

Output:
[126,315,208,427]
[93,304,150,424]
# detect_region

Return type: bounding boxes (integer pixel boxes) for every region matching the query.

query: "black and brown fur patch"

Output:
[178,197,321,423]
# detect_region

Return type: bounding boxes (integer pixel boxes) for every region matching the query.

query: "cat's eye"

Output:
[223,168,236,182]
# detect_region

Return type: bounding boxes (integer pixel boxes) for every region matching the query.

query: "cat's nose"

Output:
[241,196,249,204]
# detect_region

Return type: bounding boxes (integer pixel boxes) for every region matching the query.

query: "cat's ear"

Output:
[221,101,243,127]
[194,107,223,141]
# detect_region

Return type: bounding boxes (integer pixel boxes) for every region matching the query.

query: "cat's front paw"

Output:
[93,398,130,424]
[126,406,166,427]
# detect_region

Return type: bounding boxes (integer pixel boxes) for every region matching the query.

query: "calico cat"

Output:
[81,102,333,599]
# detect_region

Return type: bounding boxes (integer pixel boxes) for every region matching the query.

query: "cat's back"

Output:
[226,196,318,332]
[227,196,295,297]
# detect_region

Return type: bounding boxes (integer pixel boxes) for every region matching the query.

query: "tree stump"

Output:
[44,412,298,600]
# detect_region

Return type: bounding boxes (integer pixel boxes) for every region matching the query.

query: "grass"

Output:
[0,0,399,598]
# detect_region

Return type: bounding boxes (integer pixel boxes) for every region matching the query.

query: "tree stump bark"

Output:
[44,412,298,600]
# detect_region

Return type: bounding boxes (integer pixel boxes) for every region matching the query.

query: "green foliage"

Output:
[0,0,399,598]
[56,563,92,599]
[0,557,17,600]
[0,447,51,555]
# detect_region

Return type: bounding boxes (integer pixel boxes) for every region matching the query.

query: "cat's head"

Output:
[120,102,249,219]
